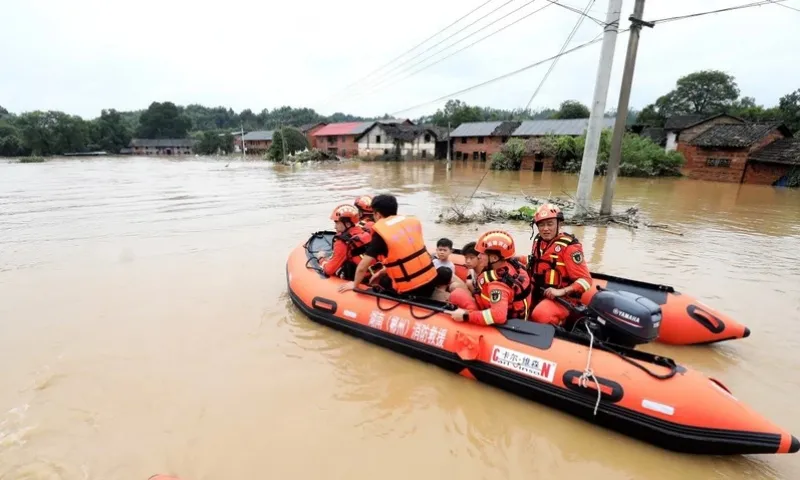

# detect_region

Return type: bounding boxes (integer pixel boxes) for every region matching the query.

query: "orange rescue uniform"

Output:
[371,215,437,294]
[319,226,372,278]
[528,232,592,325]
[463,261,532,326]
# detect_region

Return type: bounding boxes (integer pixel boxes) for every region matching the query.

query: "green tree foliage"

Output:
[268,127,309,160]
[91,109,132,153]
[539,129,684,177]
[778,89,800,133]
[550,100,591,119]
[421,99,557,128]
[194,131,235,155]
[490,138,526,170]
[136,101,193,138]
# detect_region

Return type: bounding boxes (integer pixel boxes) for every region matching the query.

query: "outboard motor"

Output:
[586,289,662,348]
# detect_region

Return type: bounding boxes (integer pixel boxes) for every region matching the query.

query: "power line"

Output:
[386,0,792,118]
[649,0,789,24]
[332,0,498,96]
[337,0,517,99]
[355,0,547,98]
[766,0,800,12]
[524,0,598,109]
[541,0,607,26]
[389,30,627,116]
[343,0,608,104]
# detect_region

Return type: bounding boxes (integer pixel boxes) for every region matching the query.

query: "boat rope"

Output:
[374,296,439,319]
[580,322,603,416]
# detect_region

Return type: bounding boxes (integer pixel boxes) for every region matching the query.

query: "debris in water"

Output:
[436,191,683,235]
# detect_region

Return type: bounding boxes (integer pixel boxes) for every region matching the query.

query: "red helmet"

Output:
[475,230,516,260]
[330,204,360,224]
[533,203,564,224]
[354,195,374,214]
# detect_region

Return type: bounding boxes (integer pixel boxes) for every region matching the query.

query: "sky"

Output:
[1,0,798,120]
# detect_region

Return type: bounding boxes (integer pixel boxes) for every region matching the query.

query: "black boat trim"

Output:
[287,275,784,455]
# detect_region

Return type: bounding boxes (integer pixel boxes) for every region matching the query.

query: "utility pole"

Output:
[574,0,622,212]
[599,0,653,215]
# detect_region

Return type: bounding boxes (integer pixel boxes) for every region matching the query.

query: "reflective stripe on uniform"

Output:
[576,278,591,292]
[481,309,495,325]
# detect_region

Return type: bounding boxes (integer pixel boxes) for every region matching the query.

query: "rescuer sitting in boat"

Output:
[354,195,375,231]
[316,204,373,281]
[338,194,439,299]
[527,203,592,325]
[448,230,532,326]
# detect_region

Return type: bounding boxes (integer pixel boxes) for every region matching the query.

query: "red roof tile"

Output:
[313,122,374,136]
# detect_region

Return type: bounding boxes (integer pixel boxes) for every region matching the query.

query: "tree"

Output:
[550,100,590,119]
[91,109,132,153]
[135,101,192,139]
[778,89,800,133]
[489,138,526,170]
[268,127,309,160]
[0,119,26,156]
[193,131,235,155]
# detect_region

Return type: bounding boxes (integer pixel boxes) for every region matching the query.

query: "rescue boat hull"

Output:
[287,232,798,456]
[451,253,750,346]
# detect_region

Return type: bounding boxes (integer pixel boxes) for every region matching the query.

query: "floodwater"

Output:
[1,156,799,480]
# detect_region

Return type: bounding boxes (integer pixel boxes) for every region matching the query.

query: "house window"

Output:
[376,135,381,143]
[478,136,485,144]
[340,136,345,142]
[480,152,487,162]
[461,137,467,144]
[421,150,427,158]
[473,152,479,160]
[424,134,431,142]
[502,136,508,142]
[456,151,462,160]
[706,157,731,168]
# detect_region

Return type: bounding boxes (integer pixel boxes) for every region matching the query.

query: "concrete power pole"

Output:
[574,0,623,212]
[446,121,452,171]
[599,0,653,215]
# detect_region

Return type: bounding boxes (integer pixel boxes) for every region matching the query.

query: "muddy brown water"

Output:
[1,157,799,480]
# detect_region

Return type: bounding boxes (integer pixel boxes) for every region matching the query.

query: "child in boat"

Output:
[433,238,456,273]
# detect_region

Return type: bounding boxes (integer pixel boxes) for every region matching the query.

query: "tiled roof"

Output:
[749,138,800,165]
[313,122,375,136]
[663,113,744,131]
[377,118,414,125]
[449,121,521,138]
[242,130,274,141]
[690,123,785,148]
[130,138,198,147]
[299,122,326,133]
[358,123,438,142]
[449,121,502,137]
[664,115,707,130]
[512,118,615,137]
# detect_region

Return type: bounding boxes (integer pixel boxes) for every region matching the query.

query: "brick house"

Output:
[664,113,743,153]
[128,138,197,155]
[312,122,376,157]
[299,122,327,149]
[512,118,616,171]
[682,122,793,183]
[449,121,521,162]
[241,130,274,155]
[744,138,800,185]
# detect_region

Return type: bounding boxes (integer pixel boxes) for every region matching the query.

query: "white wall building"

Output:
[357,123,438,159]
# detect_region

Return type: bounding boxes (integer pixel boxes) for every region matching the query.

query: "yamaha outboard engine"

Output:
[586,290,662,348]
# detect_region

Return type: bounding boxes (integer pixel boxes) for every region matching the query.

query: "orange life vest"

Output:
[477,259,532,320]
[334,226,371,268]
[371,215,437,294]
[529,232,581,302]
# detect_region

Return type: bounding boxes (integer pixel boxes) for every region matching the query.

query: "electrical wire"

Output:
[766,0,800,12]
[649,0,790,24]
[341,0,609,104]
[332,0,498,96]
[388,29,629,116]
[524,0,598,109]
[336,0,517,99]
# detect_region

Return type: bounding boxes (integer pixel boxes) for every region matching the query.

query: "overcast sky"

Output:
[1,0,797,120]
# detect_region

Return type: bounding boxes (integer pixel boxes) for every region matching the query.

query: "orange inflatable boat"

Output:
[443,252,750,346]
[287,232,797,456]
